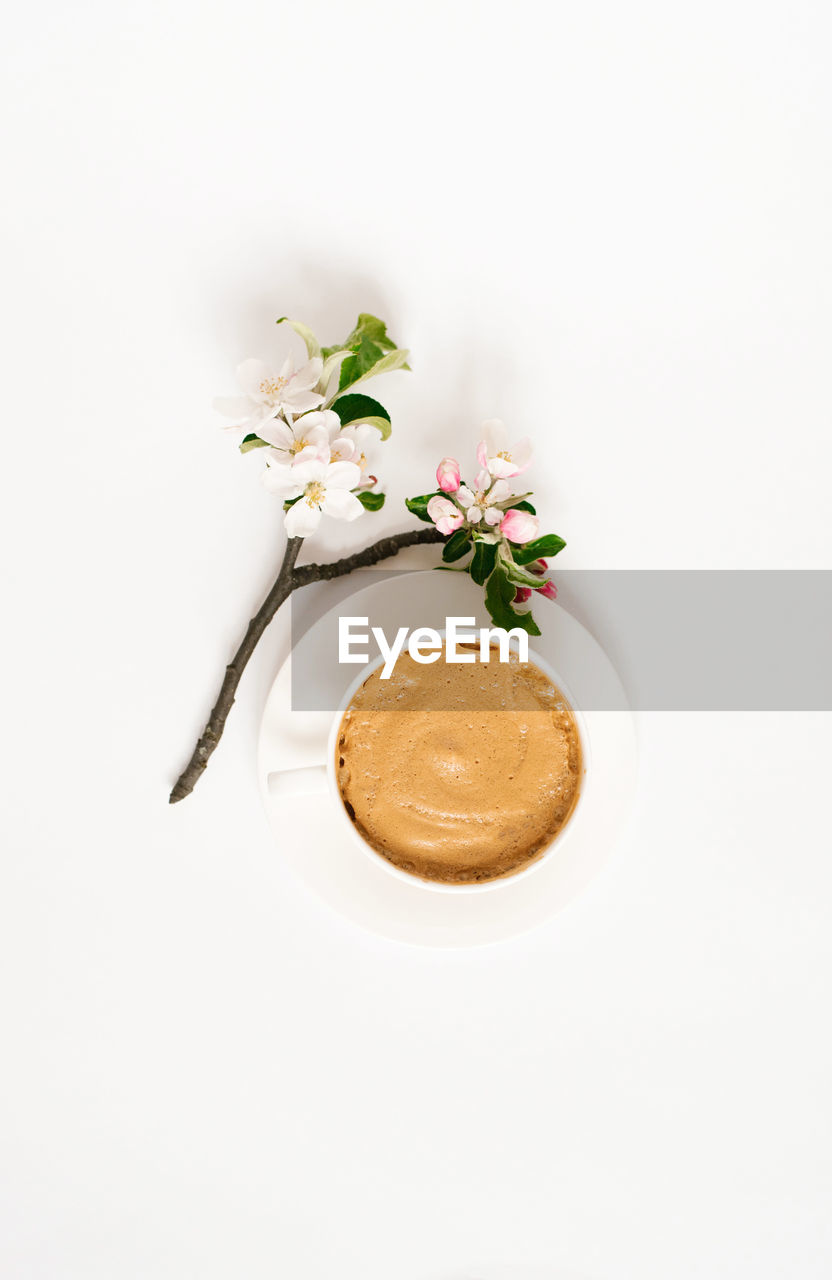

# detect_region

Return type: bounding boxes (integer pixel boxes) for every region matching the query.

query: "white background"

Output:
[2,1,831,1277]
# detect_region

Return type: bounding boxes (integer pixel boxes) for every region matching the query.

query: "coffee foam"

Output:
[335,647,583,884]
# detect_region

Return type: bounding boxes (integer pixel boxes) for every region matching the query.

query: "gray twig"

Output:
[169,525,443,803]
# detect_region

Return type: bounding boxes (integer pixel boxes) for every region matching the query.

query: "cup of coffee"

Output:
[269,636,588,893]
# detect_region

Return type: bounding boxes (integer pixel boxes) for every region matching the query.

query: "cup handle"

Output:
[267,764,328,799]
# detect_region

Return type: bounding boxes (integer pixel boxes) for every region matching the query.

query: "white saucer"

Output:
[257,570,637,948]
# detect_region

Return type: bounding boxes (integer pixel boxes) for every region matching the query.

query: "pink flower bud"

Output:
[536,580,558,601]
[499,508,540,544]
[426,494,465,536]
[436,457,461,494]
[513,587,533,604]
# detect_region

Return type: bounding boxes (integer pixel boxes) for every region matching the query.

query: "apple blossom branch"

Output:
[170,311,566,804]
[168,526,443,804]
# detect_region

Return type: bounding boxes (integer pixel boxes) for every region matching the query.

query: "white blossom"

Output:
[262,457,363,538]
[329,423,382,478]
[214,353,324,435]
[426,494,465,536]
[256,410,339,465]
[476,419,532,479]
[456,469,511,525]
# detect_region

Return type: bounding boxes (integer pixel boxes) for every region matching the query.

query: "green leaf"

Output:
[239,433,269,454]
[331,393,392,440]
[319,314,410,398]
[339,312,398,352]
[350,415,391,440]
[318,348,353,395]
[321,313,399,362]
[510,499,537,515]
[276,317,321,360]
[503,557,548,588]
[331,393,391,425]
[499,542,552,588]
[351,316,392,349]
[442,529,472,562]
[513,535,566,565]
[405,491,443,523]
[356,491,386,511]
[470,540,497,585]
[483,561,542,636]
[338,341,410,393]
[337,336,385,389]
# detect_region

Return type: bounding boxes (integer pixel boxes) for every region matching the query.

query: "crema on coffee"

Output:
[335,647,583,884]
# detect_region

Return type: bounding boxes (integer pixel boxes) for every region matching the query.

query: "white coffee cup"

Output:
[267,637,590,894]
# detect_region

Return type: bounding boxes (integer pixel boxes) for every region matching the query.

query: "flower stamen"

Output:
[304,480,326,508]
[260,376,288,402]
